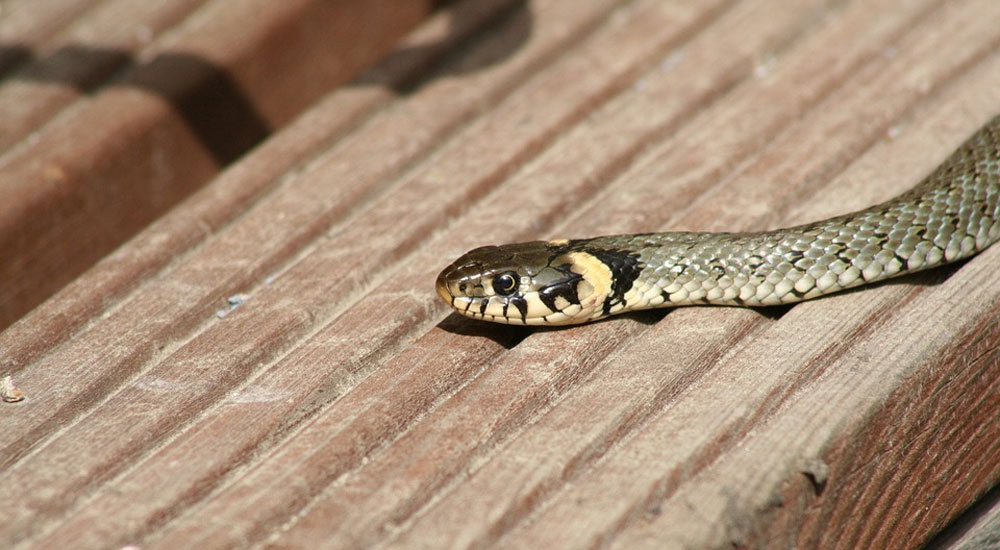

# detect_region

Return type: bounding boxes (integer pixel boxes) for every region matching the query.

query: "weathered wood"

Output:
[0,0,102,76]
[927,486,1000,550]
[0,0,209,152]
[0,0,439,330]
[1,0,998,548]
[0,0,625,544]
[0,0,522,385]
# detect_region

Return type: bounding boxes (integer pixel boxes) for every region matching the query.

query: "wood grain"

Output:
[0,0,439,330]
[1,0,998,548]
[0,0,102,76]
[0,0,209,152]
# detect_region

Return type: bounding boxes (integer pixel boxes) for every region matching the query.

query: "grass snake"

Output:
[436,115,1000,325]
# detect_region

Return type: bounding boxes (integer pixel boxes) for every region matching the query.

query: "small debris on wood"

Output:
[216,293,251,318]
[801,457,830,495]
[1,375,25,402]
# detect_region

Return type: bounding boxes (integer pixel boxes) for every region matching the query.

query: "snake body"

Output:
[436,115,1000,325]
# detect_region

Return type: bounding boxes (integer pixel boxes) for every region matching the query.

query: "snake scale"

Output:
[436,115,1000,325]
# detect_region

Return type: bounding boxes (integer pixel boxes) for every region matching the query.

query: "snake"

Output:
[436,114,1000,325]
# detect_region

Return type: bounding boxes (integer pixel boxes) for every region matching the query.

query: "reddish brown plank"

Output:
[0,0,437,330]
[0,0,522,380]
[371,3,1000,549]
[0,0,209,152]
[0,0,633,545]
[926,486,1000,550]
[0,0,102,75]
[1,0,998,548]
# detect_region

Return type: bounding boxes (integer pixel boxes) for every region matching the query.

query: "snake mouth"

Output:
[435,289,589,326]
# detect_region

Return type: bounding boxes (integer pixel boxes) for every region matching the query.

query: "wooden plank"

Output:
[220,0,941,546]
[375,3,1000,549]
[0,0,523,389]
[0,0,628,546]
[927,486,1000,550]
[0,0,102,76]
[1,0,998,548]
[0,0,438,330]
[0,0,612,467]
[0,0,210,152]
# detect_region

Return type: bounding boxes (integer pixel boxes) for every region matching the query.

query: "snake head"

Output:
[435,240,616,325]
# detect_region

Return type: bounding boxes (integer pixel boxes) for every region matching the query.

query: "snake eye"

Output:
[492,271,519,296]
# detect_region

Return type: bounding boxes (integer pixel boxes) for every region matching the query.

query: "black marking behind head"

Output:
[538,263,583,312]
[587,248,642,315]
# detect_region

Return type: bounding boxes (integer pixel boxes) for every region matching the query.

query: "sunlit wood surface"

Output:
[1,1,998,548]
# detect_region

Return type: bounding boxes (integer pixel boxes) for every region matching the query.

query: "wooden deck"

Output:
[1,0,999,548]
